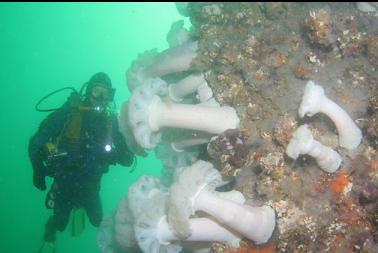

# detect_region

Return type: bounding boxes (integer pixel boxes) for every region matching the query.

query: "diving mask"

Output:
[91,85,115,102]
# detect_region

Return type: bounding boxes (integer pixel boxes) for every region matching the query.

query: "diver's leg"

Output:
[44,193,72,242]
[43,216,57,242]
[83,191,103,227]
[44,204,72,242]
[53,199,72,232]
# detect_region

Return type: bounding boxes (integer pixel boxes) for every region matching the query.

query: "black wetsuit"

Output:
[28,99,134,241]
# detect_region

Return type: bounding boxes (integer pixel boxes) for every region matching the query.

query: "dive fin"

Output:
[37,241,55,253]
[71,208,86,237]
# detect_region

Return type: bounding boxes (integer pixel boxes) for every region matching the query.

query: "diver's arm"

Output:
[109,115,135,167]
[28,104,71,189]
[28,106,70,162]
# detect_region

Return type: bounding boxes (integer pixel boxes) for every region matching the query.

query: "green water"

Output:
[0,3,188,253]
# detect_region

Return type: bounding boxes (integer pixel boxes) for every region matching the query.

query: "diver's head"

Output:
[85,72,115,105]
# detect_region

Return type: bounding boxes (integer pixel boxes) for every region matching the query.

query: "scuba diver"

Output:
[28,72,135,253]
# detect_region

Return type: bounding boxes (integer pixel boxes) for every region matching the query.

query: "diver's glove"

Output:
[31,158,47,191]
[105,148,134,167]
[102,148,130,166]
[104,149,118,165]
[33,170,46,191]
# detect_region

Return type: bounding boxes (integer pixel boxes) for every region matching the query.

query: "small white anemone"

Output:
[156,132,212,185]
[167,73,208,102]
[114,196,140,252]
[168,160,276,244]
[127,41,198,92]
[127,78,239,149]
[298,80,362,150]
[127,78,167,149]
[127,175,182,253]
[127,175,243,253]
[286,124,342,173]
[166,19,190,47]
[119,101,148,157]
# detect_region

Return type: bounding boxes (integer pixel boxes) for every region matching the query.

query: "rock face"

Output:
[181,2,378,253]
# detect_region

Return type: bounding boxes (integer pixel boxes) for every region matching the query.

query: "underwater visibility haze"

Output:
[0,2,186,253]
[2,2,378,253]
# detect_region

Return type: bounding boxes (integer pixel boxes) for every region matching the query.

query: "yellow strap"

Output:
[62,111,82,141]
